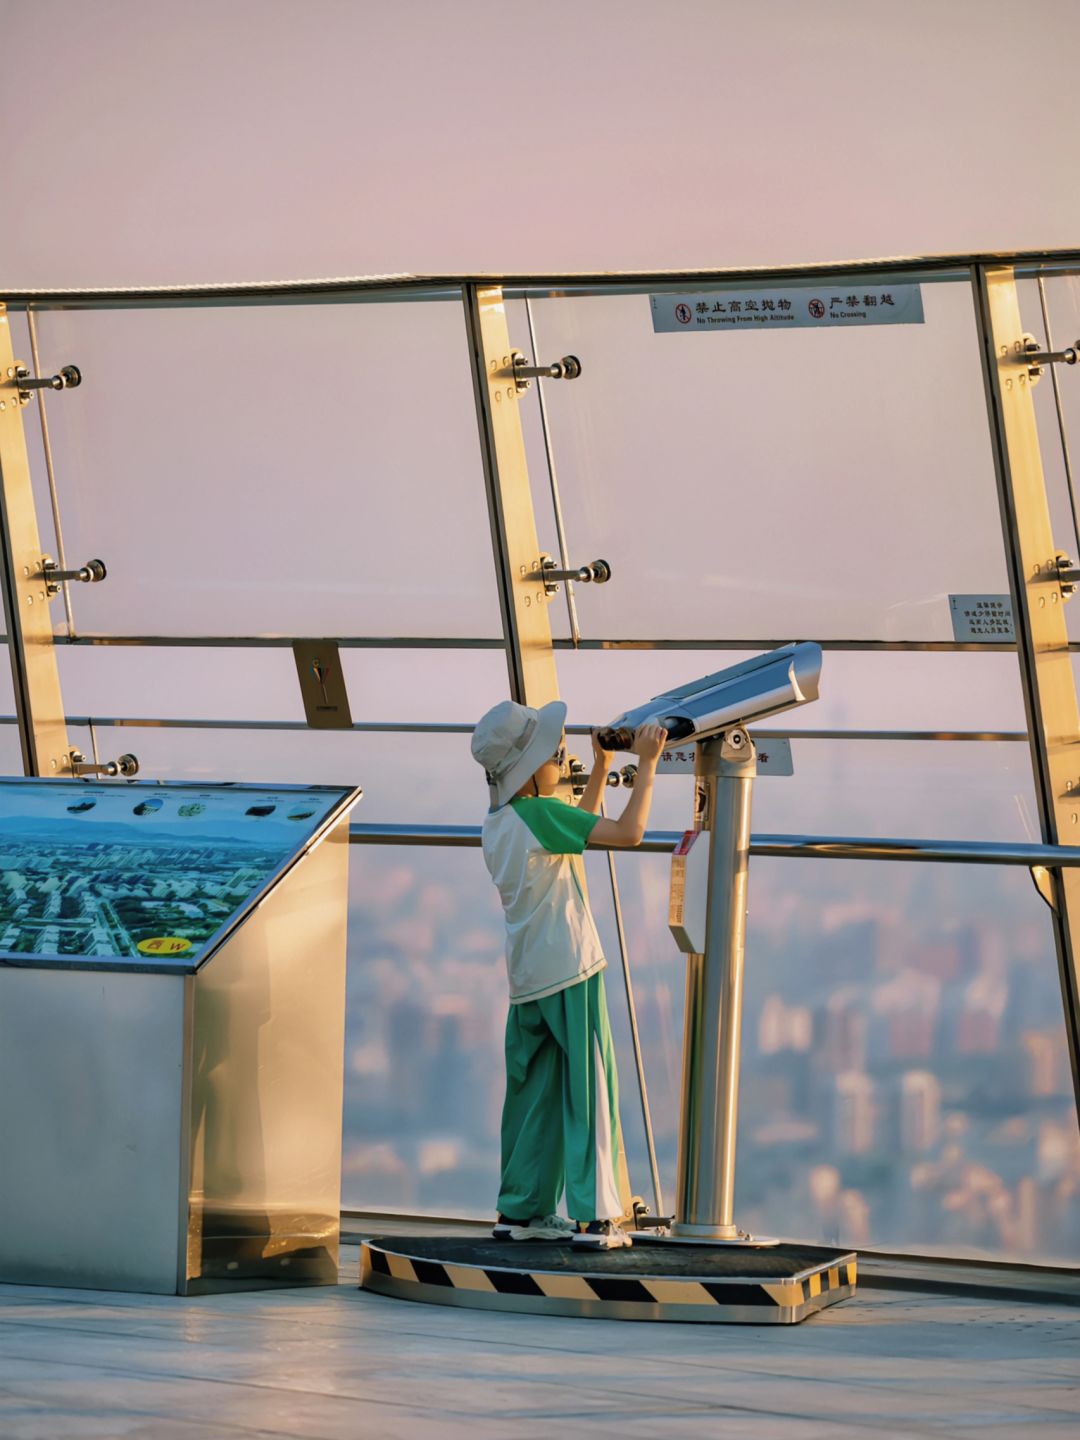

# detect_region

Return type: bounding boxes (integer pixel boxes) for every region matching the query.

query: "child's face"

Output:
[528,733,567,797]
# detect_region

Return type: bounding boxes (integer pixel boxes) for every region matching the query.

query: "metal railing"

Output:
[348,822,1080,867]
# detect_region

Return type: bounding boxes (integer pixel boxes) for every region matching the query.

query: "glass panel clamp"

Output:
[69,750,139,779]
[510,349,582,394]
[1054,552,1079,599]
[39,556,106,598]
[9,363,81,405]
[539,553,611,596]
[1021,333,1079,380]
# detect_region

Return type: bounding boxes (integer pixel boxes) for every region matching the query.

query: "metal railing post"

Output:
[462,284,559,708]
[974,263,1080,1120]
[0,306,71,776]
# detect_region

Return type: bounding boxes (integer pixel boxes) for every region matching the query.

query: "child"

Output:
[471,698,667,1250]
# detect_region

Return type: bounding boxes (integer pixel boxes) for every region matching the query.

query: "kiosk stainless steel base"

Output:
[0,780,359,1295]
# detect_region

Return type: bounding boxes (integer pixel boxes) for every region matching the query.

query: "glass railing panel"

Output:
[0,645,22,773]
[97,725,478,825]
[343,845,505,1215]
[57,644,306,722]
[613,850,1077,1264]
[55,643,508,726]
[26,295,501,637]
[510,276,1008,642]
[630,738,1036,843]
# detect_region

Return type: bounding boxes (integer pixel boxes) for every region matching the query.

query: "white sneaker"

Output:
[508,1214,576,1242]
[572,1220,633,1249]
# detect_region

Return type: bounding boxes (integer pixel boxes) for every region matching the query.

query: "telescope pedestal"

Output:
[664,730,771,1247]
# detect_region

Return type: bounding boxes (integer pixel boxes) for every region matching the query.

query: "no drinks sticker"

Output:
[651,285,924,332]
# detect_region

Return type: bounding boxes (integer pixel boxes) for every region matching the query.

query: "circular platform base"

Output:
[359,1235,856,1325]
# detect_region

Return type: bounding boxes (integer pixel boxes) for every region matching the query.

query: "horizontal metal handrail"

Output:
[3,633,1060,653]
[348,822,1080,867]
[4,247,1080,308]
[0,714,1028,743]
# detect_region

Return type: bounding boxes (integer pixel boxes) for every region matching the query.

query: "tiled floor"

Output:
[0,1244,1077,1438]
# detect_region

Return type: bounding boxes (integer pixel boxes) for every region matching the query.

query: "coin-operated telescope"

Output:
[599,642,823,1246]
[597,643,822,753]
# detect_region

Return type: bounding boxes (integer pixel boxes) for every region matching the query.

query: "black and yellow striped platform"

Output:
[359,1236,856,1324]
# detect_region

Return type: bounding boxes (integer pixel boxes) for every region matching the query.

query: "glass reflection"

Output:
[607,852,1079,1263]
[30,300,501,637]
[340,840,1079,1264]
[511,282,1008,641]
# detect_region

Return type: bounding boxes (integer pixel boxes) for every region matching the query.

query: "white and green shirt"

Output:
[482,796,605,1004]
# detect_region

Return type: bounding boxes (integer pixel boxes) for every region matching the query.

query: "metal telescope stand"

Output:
[660,727,777,1247]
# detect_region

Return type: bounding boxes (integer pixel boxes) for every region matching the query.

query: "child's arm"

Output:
[576,730,615,815]
[588,724,667,848]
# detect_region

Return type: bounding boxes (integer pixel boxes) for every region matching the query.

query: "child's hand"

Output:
[632,723,668,762]
[591,729,614,767]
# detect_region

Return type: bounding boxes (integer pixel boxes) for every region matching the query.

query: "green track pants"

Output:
[497,970,624,1224]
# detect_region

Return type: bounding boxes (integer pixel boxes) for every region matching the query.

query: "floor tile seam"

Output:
[0,1356,689,1421]
[634,1350,1080,1381]
[3,1304,1068,1380]
[522,1385,956,1437]
[0,1315,306,1348]
[561,1375,1080,1423]
[0,1370,498,1430]
[0,1337,1025,1416]
[1,1367,1038,1440]
[0,1382,398,1440]
[2,1295,1070,1369]
[0,1307,371,1335]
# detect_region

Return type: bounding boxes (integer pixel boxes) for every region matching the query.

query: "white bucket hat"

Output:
[471,699,567,809]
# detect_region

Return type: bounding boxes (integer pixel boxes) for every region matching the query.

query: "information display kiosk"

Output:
[0,778,361,1295]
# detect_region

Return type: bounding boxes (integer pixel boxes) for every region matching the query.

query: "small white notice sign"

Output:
[949,594,1016,643]
[651,285,924,334]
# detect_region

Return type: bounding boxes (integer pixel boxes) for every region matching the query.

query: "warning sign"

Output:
[651,285,924,333]
[949,594,1016,643]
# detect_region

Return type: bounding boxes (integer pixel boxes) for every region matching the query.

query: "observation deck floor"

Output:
[0,1237,1077,1438]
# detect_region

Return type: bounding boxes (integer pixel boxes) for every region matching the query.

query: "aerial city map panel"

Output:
[0,781,350,965]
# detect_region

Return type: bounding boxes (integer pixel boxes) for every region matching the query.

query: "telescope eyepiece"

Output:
[596,715,693,752]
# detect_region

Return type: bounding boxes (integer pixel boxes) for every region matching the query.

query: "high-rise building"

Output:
[898,1070,941,1154]
[831,1071,876,1157]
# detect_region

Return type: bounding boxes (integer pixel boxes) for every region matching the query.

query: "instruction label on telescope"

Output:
[651,286,924,333]
[669,830,710,954]
[948,594,1016,643]
[658,737,794,777]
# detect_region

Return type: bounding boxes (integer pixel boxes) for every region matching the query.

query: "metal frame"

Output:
[0,306,71,776]
[345,822,1080,867]
[975,265,1080,1115]
[0,715,1032,742]
[4,249,1080,1264]
[463,284,558,707]
[4,246,1080,309]
[0,632,1052,651]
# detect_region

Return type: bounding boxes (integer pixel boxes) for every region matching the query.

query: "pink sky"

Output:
[2,0,1079,288]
